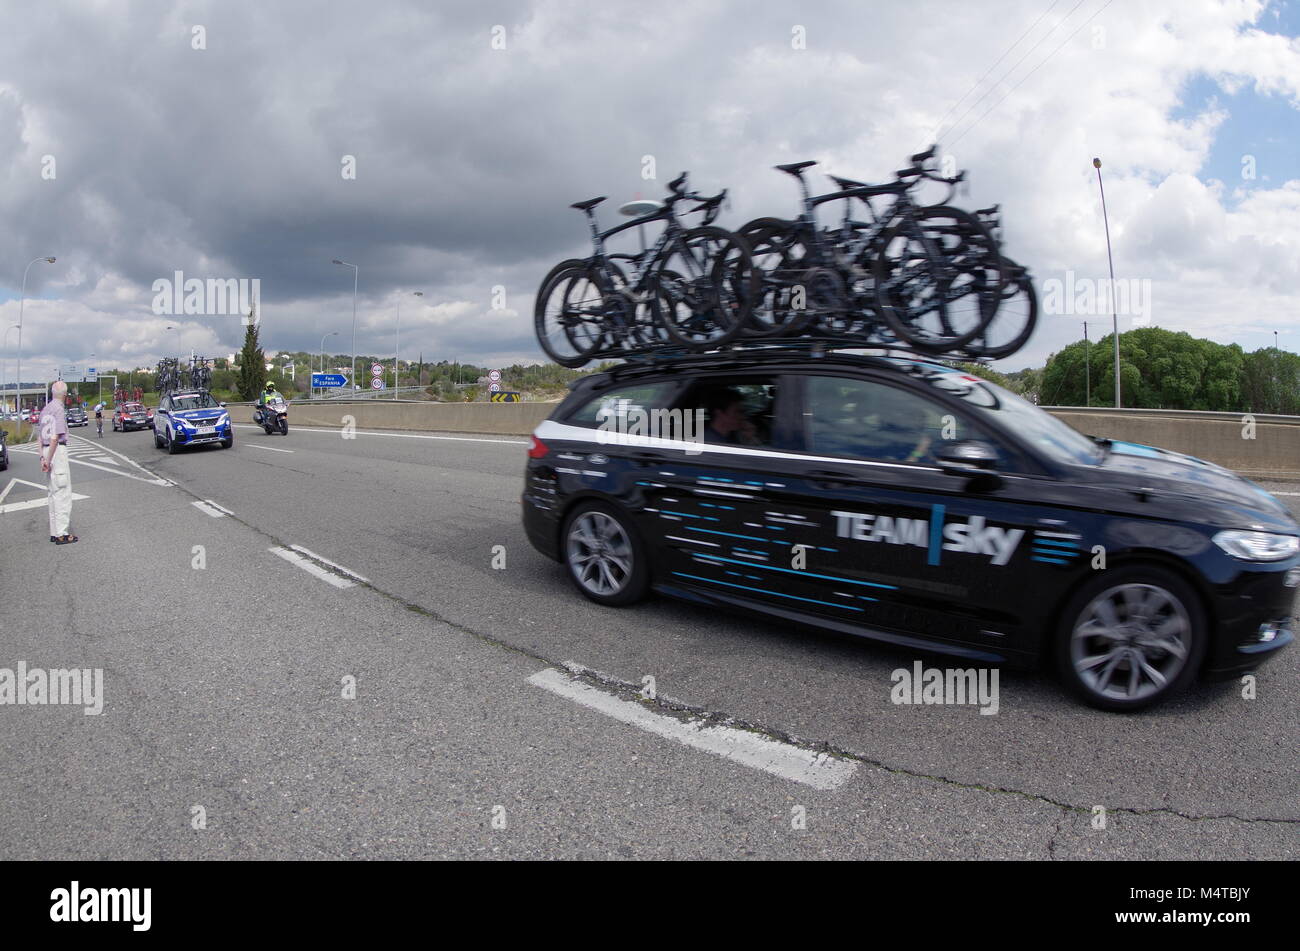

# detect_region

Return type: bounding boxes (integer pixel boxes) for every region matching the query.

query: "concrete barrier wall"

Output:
[241,399,555,436]
[1043,408,1299,474]
[243,400,1299,473]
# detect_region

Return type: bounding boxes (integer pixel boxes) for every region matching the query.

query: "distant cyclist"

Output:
[94,401,104,437]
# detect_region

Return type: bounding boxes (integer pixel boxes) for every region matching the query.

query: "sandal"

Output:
[53,534,79,545]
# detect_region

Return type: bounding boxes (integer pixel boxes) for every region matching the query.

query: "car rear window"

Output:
[564,381,679,429]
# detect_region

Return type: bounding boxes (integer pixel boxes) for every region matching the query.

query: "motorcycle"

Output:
[254,396,289,435]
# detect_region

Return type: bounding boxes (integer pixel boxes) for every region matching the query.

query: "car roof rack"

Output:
[599,338,989,377]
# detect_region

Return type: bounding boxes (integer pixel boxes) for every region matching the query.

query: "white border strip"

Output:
[191,500,229,518]
[527,667,856,791]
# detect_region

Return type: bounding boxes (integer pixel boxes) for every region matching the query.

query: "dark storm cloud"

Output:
[4,1,1296,373]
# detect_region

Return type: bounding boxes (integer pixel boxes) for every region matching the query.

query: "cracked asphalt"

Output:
[0,421,1295,859]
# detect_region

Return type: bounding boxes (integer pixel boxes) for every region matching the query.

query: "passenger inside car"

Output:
[699,384,772,446]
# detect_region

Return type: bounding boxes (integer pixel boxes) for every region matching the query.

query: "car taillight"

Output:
[527,435,549,459]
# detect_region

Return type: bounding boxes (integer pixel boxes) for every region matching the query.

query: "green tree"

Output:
[236,314,267,401]
[1042,328,1245,410]
[1242,347,1300,415]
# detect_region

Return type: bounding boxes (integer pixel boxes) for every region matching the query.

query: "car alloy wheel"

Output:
[562,504,649,606]
[1059,568,1205,711]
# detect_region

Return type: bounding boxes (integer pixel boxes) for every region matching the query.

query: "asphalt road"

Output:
[0,414,1296,859]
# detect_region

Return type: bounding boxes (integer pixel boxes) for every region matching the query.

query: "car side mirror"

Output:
[936,439,1002,487]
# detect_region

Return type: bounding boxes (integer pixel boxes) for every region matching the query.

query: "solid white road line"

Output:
[0,477,90,514]
[527,667,857,791]
[65,434,170,485]
[191,500,231,518]
[244,443,295,453]
[231,423,526,445]
[269,546,355,589]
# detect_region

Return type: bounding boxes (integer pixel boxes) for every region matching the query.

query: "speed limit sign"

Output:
[371,363,384,376]
[489,382,501,392]
[488,369,502,383]
[371,378,384,389]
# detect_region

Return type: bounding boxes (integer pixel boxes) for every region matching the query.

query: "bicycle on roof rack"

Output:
[534,172,759,367]
[736,147,1006,355]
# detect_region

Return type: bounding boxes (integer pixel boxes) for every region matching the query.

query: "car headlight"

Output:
[1212,530,1300,562]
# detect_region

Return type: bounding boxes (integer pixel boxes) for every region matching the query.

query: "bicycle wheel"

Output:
[911,206,1004,346]
[738,220,817,339]
[605,260,669,352]
[652,226,756,350]
[534,259,607,367]
[964,258,1038,359]
[872,219,981,354]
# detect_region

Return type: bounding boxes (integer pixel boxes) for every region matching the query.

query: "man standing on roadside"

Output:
[40,380,77,545]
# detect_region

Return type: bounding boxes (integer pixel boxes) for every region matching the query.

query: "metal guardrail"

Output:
[1044,406,1300,425]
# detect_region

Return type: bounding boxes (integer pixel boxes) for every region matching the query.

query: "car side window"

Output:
[804,375,993,467]
[565,382,679,431]
[674,377,780,448]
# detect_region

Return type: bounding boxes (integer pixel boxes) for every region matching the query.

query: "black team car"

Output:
[522,350,1298,711]
[66,405,88,427]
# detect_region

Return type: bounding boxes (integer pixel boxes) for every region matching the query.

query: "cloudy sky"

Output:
[1,0,1298,383]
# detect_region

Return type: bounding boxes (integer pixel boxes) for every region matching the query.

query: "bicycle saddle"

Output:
[775,160,817,175]
[570,196,606,211]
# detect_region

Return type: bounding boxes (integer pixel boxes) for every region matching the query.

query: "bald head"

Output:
[50,380,68,403]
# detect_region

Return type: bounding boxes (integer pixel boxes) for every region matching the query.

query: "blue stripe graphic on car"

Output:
[675,552,898,589]
[672,572,866,611]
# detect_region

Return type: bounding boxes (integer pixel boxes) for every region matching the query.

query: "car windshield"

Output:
[913,365,1102,467]
[171,393,219,411]
[124,404,144,412]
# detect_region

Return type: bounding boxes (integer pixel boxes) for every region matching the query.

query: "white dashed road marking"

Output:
[244,444,295,453]
[286,544,369,583]
[192,500,232,518]
[527,666,857,791]
[269,546,356,589]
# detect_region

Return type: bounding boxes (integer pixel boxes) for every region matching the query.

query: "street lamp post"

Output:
[319,331,340,399]
[2,324,18,415]
[14,256,56,433]
[332,260,359,392]
[396,291,423,399]
[1083,321,1090,407]
[1092,159,1121,408]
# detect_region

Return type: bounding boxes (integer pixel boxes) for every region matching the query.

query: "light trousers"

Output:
[47,444,72,537]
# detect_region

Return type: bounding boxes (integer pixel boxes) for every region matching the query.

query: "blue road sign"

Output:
[313,373,346,388]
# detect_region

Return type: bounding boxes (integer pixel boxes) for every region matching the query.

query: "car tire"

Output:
[1054,565,1207,712]
[221,435,233,449]
[166,428,179,455]
[561,501,650,607]
[154,429,163,449]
